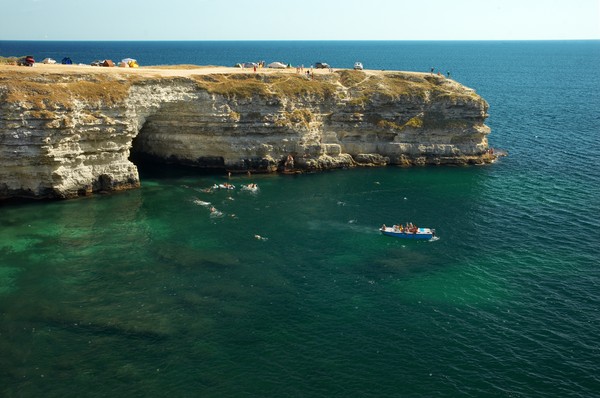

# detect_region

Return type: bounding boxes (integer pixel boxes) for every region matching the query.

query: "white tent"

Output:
[42,58,56,64]
[267,62,287,69]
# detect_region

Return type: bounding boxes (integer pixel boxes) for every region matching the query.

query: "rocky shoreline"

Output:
[0,64,495,199]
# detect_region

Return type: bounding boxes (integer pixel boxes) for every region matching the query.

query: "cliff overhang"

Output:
[0,65,494,199]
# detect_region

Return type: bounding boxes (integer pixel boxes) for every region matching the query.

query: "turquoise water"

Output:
[1,41,600,397]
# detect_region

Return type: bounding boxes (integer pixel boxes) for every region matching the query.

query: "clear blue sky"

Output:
[2,0,599,40]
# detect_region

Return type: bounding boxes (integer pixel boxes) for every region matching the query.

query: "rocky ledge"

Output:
[0,65,494,199]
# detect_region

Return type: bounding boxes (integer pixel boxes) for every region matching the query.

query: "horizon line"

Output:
[2,38,599,42]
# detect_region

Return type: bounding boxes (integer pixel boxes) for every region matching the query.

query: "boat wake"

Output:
[193,199,212,207]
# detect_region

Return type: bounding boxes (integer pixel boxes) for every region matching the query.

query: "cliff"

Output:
[0,65,493,199]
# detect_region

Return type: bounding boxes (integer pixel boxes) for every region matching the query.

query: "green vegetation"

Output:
[0,56,22,65]
[424,118,470,130]
[376,120,402,130]
[275,109,314,128]
[376,115,473,132]
[405,116,424,128]
[377,116,424,131]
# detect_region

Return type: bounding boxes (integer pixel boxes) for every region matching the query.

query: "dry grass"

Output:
[337,70,367,87]
[193,74,269,98]
[0,56,22,65]
[0,66,482,118]
[0,70,136,109]
[275,108,314,128]
[343,71,481,107]
[268,75,337,98]
[192,73,338,99]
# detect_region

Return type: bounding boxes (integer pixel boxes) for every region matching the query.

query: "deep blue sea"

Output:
[1,41,600,397]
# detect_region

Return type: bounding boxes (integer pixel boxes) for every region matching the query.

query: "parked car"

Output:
[18,56,35,66]
[354,62,364,70]
[315,62,330,69]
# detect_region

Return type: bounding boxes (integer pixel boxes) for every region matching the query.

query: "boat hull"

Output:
[380,227,434,240]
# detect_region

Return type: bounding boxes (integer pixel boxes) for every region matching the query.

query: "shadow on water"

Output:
[130,153,228,181]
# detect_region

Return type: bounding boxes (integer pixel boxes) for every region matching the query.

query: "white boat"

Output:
[380,224,435,240]
[354,62,363,70]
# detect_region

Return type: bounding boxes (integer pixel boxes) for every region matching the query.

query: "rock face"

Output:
[0,68,493,199]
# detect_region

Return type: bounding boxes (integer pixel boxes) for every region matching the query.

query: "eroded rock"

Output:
[0,68,494,199]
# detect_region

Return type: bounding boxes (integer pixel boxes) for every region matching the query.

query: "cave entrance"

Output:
[128,118,227,180]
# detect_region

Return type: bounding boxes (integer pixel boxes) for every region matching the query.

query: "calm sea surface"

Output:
[1,41,599,397]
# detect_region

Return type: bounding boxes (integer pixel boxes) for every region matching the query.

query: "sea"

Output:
[1,41,599,397]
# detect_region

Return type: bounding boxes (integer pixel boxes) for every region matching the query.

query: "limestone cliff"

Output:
[0,66,493,199]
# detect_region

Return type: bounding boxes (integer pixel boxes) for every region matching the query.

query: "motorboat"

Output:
[380,224,435,240]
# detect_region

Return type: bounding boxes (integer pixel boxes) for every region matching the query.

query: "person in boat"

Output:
[381,224,386,230]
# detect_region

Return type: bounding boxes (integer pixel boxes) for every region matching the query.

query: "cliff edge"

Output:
[0,65,494,199]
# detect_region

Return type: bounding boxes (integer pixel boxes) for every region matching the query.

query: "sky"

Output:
[1,0,599,41]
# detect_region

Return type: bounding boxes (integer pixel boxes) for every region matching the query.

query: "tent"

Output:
[61,57,73,65]
[102,59,115,67]
[121,58,139,68]
[42,58,56,64]
[267,61,287,69]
